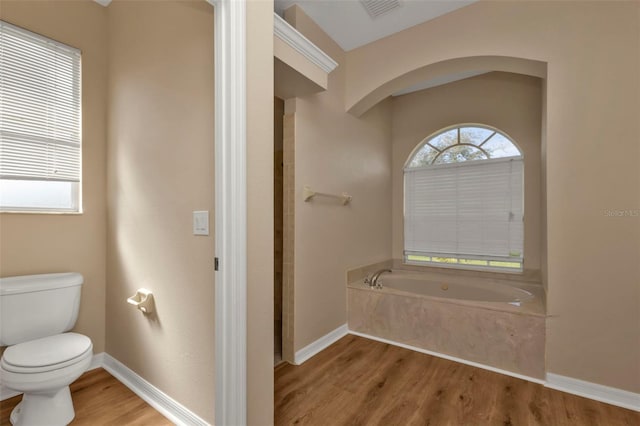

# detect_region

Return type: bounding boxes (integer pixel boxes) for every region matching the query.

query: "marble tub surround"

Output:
[348,285,546,378]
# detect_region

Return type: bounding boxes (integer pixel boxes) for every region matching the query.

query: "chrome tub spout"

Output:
[364,269,392,289]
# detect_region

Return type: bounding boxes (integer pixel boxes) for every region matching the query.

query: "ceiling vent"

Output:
[360,0,402,19]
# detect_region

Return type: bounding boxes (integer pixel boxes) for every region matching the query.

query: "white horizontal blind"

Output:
[0,21,81,183]
[404,157,523,261]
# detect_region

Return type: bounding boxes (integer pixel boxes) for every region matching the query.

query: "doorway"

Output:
[274,96,285,365]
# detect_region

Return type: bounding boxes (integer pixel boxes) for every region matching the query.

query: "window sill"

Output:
[395,259,542,285]
[0,210,83,215]
[404,260,522,275]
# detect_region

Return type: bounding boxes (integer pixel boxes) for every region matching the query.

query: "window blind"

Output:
[404,157,523,261]
[0,21,81,183]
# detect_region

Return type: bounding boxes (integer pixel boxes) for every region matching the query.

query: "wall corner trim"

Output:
[294,324,349,365]
[88,352,105,371]
[102,353,210,425]
[545,373,640,412]
[273,13,338,74]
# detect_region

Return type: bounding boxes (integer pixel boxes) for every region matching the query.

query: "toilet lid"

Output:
[2,332,92,370]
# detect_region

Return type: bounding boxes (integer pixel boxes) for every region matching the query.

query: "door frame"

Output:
[211,0,247,424]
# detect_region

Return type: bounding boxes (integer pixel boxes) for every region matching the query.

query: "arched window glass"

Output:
[404,125,524,271]
[407,125,521,168]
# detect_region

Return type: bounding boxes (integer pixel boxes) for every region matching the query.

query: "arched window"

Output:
[404,125,524,271]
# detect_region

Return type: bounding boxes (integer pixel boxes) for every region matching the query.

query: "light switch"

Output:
[193,211,209,236]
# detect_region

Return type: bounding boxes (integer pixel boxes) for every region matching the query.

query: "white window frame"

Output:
[0,21,82,214]
[403,124,524,273]
[0,181,81,214]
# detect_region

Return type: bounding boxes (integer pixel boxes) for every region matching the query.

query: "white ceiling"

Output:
[274,0,477,52]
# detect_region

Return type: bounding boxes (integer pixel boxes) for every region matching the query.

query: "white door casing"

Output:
[211,0,247,424]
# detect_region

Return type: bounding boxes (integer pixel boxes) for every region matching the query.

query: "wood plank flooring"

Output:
[275,335,640,426]
[0,368,172,426]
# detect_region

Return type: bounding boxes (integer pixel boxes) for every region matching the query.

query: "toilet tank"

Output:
[0,273,84,346]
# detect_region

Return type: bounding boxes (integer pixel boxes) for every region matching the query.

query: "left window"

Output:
[0,21,81,213]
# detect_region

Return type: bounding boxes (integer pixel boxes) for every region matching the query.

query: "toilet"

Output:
[0,273,93,426]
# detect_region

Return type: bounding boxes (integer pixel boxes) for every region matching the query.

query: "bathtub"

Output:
[377,273,534,306]
[347,269,546,379]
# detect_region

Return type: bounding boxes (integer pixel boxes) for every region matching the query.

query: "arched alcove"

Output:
[389,71,544,275]
[347,56,546,117]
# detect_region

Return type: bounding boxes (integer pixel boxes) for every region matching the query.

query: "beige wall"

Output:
[284,6,393,352]
[246,1,275,423]
[105,0,215,421]
[0,0,108,354]
[347,1,640,393]
[391,72,543,273]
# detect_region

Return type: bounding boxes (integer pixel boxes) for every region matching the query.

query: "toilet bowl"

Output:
[0,274,93,426]
[1,333,93,426]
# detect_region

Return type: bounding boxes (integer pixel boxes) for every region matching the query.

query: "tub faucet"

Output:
[365,269,392,288]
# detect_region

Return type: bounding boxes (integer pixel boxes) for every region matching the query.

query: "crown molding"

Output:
[273,13,338,74]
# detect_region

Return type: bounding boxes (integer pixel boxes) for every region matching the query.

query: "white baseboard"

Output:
[546,373,640,412]
[102,353,210,426]
[1,351,209,425]
[348,330,546,385]
[350,330,640,412]
[3,340,637,418]
[88,352,105,371]
[294,324,349,365]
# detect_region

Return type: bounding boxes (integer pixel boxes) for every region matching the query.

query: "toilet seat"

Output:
[1,332,92,374]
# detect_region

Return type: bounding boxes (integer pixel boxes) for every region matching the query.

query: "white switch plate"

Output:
[193,211,209,236]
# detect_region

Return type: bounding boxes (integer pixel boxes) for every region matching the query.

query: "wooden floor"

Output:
[0,368,171,426]
[275,335,640,426]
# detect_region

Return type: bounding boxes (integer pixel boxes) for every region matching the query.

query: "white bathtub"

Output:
[377,272,534,306]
